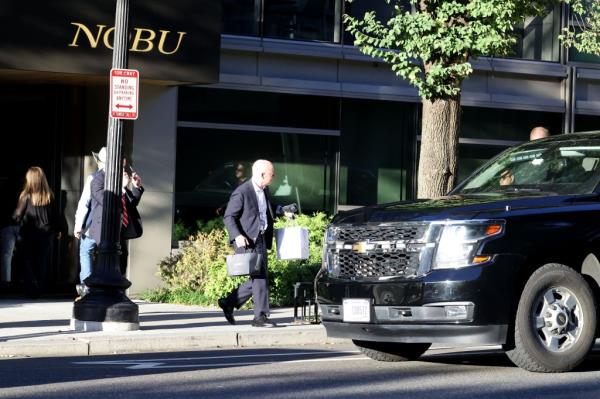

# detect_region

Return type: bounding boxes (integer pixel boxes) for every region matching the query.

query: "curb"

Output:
[0,325,348,358]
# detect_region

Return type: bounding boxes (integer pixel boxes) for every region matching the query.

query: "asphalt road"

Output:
[2,344,600,398]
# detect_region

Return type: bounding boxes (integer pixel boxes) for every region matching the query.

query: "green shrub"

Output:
[196,217,225,235]
[143,212,331,307]
[268,212,330,306]
[173,219,193,241]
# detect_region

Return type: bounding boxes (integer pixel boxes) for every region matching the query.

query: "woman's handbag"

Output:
[226,250,262,276]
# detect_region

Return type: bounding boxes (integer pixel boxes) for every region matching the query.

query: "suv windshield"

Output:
[454,135,600,196]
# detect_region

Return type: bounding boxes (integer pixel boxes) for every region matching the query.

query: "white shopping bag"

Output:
[275,226,309,260]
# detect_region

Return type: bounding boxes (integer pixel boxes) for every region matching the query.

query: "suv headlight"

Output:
[322,227,339,273]
[431,221,504,270]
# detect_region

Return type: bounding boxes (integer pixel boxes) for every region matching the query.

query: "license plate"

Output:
[343,299,371,322]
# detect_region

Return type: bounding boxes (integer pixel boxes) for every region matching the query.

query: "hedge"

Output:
[142,212,330,307]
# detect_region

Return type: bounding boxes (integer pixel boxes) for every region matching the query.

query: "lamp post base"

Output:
[71,319,139,332]
[72,289,139,331]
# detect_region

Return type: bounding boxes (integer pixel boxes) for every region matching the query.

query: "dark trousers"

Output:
[119,238,129,276]
[225,234,269,319]
[20,232,52,297]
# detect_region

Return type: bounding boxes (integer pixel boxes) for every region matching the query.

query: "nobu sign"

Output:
[0,0,221,84]
[110,69,139,120]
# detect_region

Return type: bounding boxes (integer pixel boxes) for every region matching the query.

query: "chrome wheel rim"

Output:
[532,286,583,352]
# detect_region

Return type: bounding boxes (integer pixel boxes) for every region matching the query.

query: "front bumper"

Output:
[323,320,507,345]
[317,254,523,344]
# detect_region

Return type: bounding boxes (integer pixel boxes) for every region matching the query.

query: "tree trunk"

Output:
[417,96,461,199]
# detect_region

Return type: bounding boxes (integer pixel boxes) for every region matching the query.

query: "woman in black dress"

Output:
[13,167,59,297]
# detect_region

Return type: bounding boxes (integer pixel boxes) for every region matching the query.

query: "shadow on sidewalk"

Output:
[139,311,295,330]
[139,311,225,322]
[0,319,71,329]
[0,329,74,342]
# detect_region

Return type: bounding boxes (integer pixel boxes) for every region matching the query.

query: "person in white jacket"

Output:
[73,147,105,296]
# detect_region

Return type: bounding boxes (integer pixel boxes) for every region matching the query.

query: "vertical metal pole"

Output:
[97,0,129,281]
[570,66,577,133]
[73,0,139,331]
[333,0,342,44]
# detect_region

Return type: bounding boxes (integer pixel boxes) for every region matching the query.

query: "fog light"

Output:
[444,305,468,319]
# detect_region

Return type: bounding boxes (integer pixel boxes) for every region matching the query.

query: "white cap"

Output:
[92,147,107,165]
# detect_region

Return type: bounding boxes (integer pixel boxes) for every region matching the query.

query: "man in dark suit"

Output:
[87,164,143,276]
[220,159,277,327]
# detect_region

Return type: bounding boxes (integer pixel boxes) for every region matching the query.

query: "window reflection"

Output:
[175,128,335,228]
[223,0,260,36]
[510,6,560,61]
[340,98,417,206]
[343,0,407,45]
[458,144,507,184]
[263,0,337,42]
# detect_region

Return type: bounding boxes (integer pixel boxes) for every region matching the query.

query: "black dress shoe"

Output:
[218,298,235,325]
[251,314,277,328]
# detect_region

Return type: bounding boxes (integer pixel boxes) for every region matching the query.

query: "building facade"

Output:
[2,1,600,295]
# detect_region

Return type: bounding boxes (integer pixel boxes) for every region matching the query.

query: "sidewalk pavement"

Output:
[0,299,346,359]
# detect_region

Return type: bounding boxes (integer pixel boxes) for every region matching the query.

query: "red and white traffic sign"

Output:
[109,68,139,120]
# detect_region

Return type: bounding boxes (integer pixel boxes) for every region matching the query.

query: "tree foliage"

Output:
[561,0,600,55]
[345,0,557,100]
[345,0,559,198]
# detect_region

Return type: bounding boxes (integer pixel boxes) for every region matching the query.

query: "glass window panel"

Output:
[340,98,417,206]
[575,114,600,132]
[223,0,260,36]
[510,6,560,62]
[569,48,600,63]
[178,87,340,130]
[457,144,508,184]
[343,0,400,45]
[568,19,600,63]
[175,127,336,227]
[461,107,563,141]
[263,0,337,42]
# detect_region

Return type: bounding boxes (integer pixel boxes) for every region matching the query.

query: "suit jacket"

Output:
[224,179,275,250]
[87,169,144,244]
[121,184,144,240]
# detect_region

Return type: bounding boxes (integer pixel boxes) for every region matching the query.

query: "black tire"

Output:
[353,340,431,362]
[505,263,597,372]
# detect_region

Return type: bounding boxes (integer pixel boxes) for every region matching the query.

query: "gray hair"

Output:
[252,159,273,177]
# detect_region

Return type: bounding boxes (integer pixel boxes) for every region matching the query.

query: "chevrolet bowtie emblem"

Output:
[352,241,368,254]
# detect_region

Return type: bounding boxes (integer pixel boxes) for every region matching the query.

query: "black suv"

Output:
[318,131,600,372]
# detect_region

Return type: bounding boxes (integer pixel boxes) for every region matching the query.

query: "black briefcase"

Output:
[226,252,262,276]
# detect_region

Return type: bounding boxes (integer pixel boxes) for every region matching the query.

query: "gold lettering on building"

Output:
[158,30,187,55]
[68,23,108,48]
[103,27,116,50]
[131,28,156,52]
[68,22,186,55]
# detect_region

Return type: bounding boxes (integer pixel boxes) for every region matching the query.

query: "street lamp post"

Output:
[72,0,139,331]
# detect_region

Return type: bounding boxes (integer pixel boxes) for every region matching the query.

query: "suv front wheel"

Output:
[353,340,431,362]
[505,263,597,372]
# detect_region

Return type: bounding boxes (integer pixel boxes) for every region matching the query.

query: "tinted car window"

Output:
[454,135,600,196]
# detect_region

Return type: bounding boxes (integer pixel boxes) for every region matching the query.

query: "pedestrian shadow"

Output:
[138,311,224,322]
[138,313,295,330]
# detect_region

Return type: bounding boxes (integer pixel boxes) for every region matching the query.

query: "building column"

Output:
[128,85,178,294]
